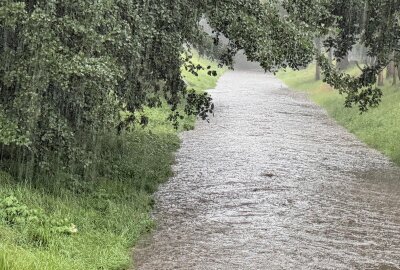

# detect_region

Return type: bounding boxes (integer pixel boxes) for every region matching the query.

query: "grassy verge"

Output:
[0,55,224,270]
[277,64,400,164]
[141,53,224,133]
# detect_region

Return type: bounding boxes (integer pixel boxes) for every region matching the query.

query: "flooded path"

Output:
[134,70,400,269]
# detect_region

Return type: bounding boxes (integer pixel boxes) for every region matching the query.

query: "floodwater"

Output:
[134,70,400,269]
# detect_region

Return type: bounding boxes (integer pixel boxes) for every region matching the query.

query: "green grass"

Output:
[277,64,400,164]
[182,53,224,92]
[0,55,224,270]
[140,53,225,132]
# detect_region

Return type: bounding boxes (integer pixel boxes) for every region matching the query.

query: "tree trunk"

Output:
[328,48,334,63]
[316,63,321,81]
[393,66,397,85]
[315,38,322,81]
[398,64,400,81]
[337,55,350,70]
[378,70,385,86]
[387,61,394,79]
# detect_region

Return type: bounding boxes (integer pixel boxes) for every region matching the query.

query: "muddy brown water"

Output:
[134,70,400,270]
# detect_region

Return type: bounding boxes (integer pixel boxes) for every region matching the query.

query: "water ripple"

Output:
[134,71,400,270]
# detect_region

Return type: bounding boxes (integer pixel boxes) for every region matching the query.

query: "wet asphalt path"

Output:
[134,70,400,270]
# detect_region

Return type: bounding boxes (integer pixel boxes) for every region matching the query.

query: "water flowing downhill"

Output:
[134,69,400,269]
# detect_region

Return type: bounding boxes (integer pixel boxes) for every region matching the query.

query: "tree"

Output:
[1,0,399,180]
[315,38,322,80]
[0,0,215,179]
[282,0,400,111]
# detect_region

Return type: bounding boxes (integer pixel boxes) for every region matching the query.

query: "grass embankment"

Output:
[142,54,224,133]
[0,55,224,270]
[277,64,400,164]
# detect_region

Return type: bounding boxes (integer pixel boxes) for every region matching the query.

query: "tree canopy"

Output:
[284,0,400,111]
[0,0,399,179]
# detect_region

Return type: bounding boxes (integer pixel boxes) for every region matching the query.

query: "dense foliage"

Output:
[0,54,221,270]
[0,0,314,181]
[0,0,218,179]
[284,0,400,111]
[1,0,399,179]
[1,1,399,269]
